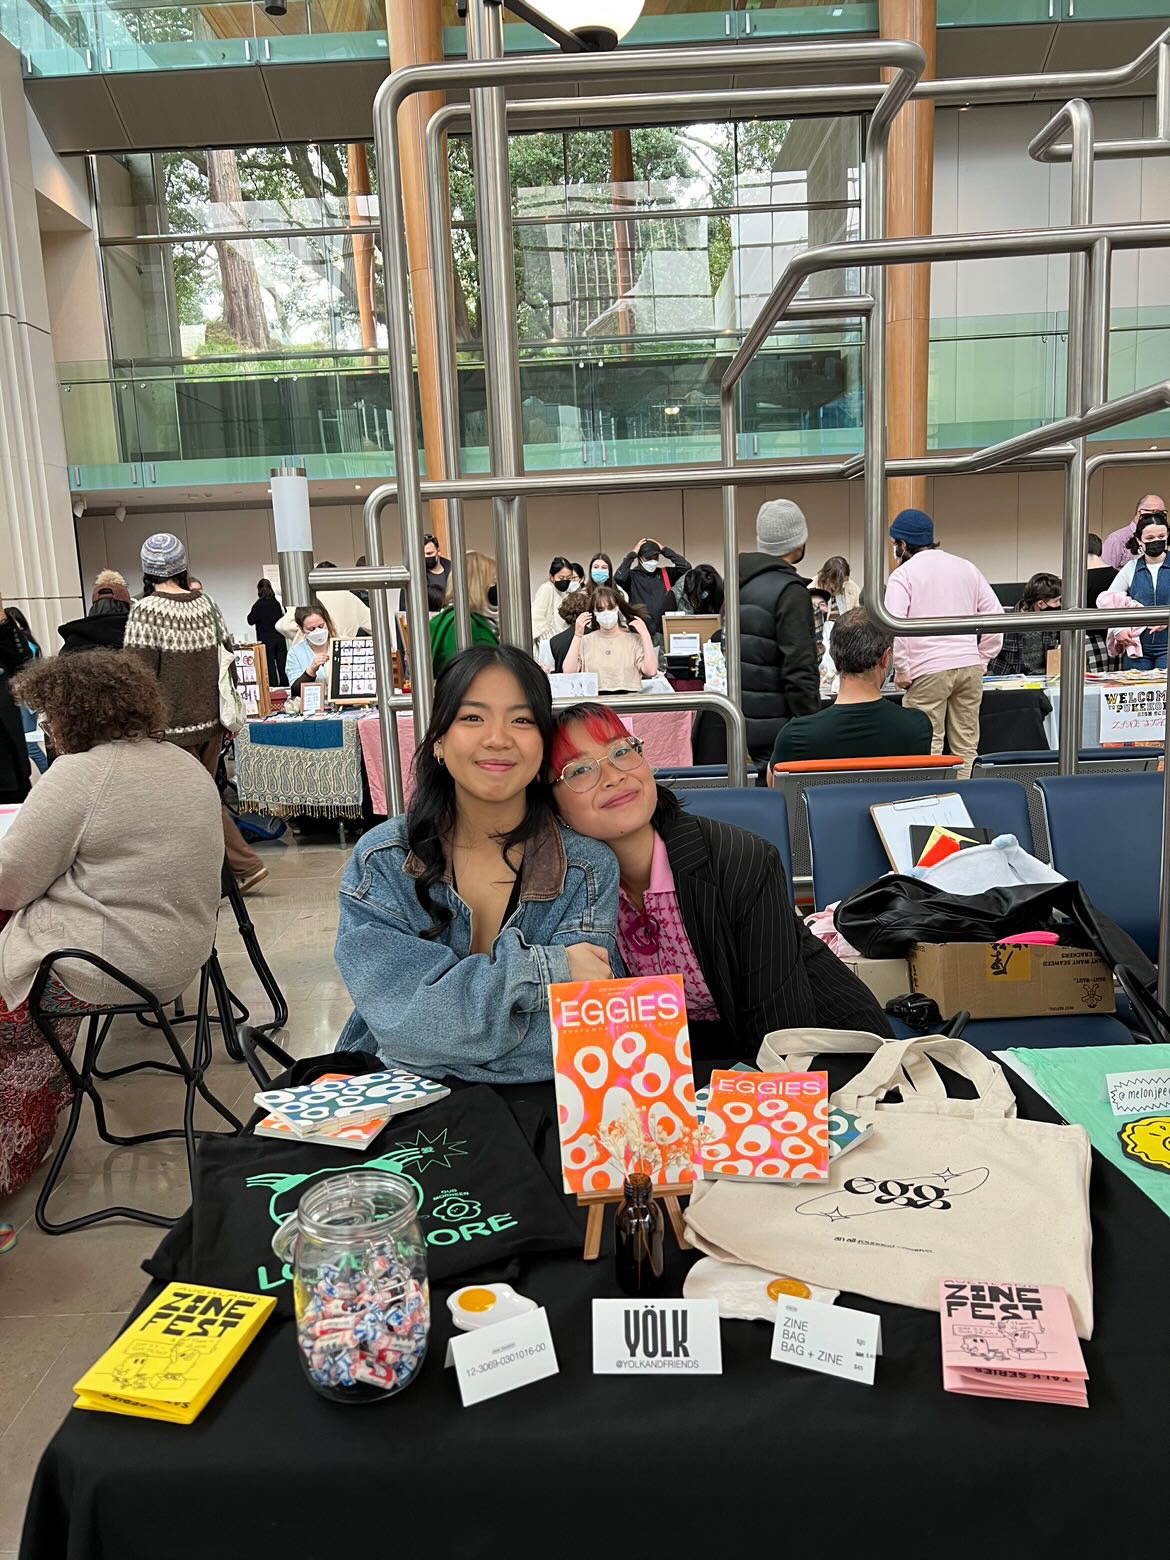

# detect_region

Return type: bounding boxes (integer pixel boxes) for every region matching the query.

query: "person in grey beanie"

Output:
[735,499,821,762]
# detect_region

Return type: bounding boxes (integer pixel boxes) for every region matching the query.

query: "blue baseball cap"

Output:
[889,508,935,547]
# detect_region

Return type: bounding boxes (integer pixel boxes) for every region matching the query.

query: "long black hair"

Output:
[407,644,557,939]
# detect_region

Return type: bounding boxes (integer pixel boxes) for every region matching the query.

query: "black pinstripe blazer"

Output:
[660,810,892,1054]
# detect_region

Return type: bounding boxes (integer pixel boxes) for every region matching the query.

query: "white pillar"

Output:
[0,39,83,651]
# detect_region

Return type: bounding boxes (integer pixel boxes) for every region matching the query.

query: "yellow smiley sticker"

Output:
[1119,1115,1170,1175]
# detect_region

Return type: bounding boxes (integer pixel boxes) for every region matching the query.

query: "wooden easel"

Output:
[577,1182,691,1261]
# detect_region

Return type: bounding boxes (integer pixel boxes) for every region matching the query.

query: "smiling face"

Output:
[433,664,545,808]
[552,718,656,843]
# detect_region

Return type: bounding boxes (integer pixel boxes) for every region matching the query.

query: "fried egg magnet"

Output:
[447,1283,537,1331]
[683,1258,838,1320]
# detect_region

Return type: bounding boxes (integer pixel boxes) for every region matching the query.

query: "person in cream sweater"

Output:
[0,651,222,1200]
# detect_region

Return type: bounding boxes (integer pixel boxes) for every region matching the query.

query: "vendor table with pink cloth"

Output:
[358,707,694,814]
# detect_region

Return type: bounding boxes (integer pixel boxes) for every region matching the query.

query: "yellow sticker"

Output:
[767,1278,811,1301]
[984,944,1031,982]
[1119,1116,1170,1175]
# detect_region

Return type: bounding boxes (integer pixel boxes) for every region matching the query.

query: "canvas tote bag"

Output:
[685,1029,1095,1336]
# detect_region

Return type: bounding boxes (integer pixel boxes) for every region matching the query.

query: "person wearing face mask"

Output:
[735,499,821,764]
[884,509,1003,778]
[531,556,577,644]
[423,533,452,596]
[615,536,689,636]
[429,551,500,675]
[285,605,337,694]
[587,552,627,601]
[988,573,1062,677]
[563,587,658,692]
[1107,512,1170,670]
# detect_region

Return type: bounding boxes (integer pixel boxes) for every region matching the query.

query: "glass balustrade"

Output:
[58,311,1170,491]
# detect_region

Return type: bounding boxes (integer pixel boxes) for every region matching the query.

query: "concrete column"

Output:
[385,0,450,549]
[879,0,936,519]
[0,41,83,651]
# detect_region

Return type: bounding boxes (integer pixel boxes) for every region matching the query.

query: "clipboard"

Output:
[870,793,974,875]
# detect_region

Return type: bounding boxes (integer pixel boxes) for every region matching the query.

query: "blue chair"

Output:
[804,778,1035,909]
[886,1013,1133,1053]
[1037,772,1163,961]
[676,788,794,904]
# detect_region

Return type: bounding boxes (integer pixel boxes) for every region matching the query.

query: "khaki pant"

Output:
[904,664,984,778]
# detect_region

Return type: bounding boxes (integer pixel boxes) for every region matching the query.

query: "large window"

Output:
[81,117,864,469]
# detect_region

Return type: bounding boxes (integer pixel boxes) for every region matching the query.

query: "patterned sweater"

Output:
[123,589,222,749]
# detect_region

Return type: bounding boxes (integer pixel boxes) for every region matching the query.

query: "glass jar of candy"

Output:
[271,1170,429,1402]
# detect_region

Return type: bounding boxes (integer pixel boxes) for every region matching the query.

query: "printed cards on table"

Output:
[700,1069,830,1181]
[549,975,698,1194]
[939,1280,1088,1407]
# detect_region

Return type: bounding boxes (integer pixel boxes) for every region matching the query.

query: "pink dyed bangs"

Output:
[550,704,631,775]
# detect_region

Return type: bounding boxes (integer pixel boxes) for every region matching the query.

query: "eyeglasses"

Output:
[555,737,646,794]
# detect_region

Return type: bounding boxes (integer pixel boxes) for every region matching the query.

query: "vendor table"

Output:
[234,716,367,820]
[358,707,694,813]
[19,1065,1168,1560]
[1045,677,1166,749]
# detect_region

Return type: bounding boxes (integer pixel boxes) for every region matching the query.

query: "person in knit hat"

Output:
[124,533,267,892]
[730,498,820,763]
[884,508,1004,778]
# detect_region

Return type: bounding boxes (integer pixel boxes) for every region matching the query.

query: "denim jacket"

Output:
[335,813,619,1084]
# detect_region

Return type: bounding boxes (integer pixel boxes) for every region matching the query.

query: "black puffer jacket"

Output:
[57,611,129,655]
[737,553,820,761]
[0,614,32,801]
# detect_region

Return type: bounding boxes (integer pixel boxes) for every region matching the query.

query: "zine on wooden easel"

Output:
[576,1184,690,1262]
[548,974,704,1262]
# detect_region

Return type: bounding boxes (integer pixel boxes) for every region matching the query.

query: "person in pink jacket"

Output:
[883,509,1004,778]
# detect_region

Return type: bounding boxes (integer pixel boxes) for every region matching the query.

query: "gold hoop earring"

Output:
[434,749,445,767]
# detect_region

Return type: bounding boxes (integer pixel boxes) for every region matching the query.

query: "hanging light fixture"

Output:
[508,0,645,50]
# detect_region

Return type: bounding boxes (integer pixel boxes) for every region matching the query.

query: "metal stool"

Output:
[31,950,243,1235]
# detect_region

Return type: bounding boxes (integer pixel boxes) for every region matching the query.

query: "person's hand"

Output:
[633,616,652,639]
[894,669,911,691]
[566,942,612,983]
[311,650,329,670]
[574,612,592,637]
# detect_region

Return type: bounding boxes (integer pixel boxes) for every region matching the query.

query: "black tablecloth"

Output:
[693,687,1053,765]
[20,1066,1167,1560]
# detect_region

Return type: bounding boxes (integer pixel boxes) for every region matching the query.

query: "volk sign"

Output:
[592,1298,722,1375]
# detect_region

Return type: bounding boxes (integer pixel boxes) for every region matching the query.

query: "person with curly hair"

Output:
[0,651,222,1200]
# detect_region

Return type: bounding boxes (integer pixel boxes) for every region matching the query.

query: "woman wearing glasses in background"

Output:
[550,703,890,1063]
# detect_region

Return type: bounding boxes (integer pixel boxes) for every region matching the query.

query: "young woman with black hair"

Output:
[550,703,891,1062]
[335,646,618,1082]
[531,555,577,643]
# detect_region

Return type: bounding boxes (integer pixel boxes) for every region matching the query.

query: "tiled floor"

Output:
[0,829,354,1557]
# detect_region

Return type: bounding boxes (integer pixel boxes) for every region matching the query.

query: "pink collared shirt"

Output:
[616,832,719,1022]
[884,548,1004,682]
[1102,523,1137,572]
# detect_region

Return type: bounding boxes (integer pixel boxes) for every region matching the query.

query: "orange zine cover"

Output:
[701,1069,830,1181]
[549,975,698,1194]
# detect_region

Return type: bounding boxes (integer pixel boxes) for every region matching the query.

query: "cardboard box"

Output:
[908,942,1115,1020]
[841,957,911,1007]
